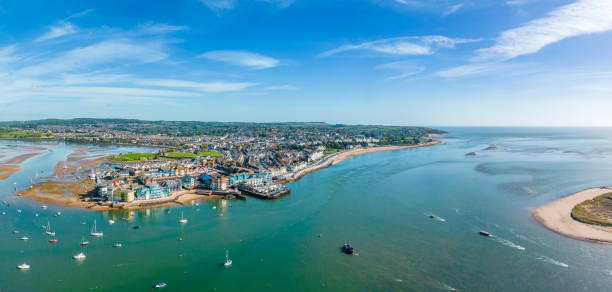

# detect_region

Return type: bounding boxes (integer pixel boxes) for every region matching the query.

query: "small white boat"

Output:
[108,219,115,225]
[73,252,86,260]
[1,211,6,215]
[13,230,19,234]
[113,243,122,248]
[212,206,217,210]
[45,220,56,236]
[224,249,232,266]
[154,282,167,288]
[17,209,22,213]
[35,213,39,217]
[17,263,30,270]
[80,236,89,246]
[90,220,103,237]
[20,236,29,241]
[41,205,47,209]
[178,212,188,224]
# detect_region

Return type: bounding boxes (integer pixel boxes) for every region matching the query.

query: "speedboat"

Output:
[154,282,167,288]
[342,243,354,255]
[73,252,86,260]
[17,263,30,270]
[479,230,492,237]
[224,249,232,266]
[113,243,122,248]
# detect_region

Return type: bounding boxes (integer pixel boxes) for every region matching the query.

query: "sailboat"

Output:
[224,249,232,266]
[90,220,103,237]
[45,220,55,236]
[178,211,188,224]
[49,236,58,244]
[80,236,89,246]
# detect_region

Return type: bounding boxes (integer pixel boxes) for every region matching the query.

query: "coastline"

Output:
[532,187,612,244]
[286,140,445,182]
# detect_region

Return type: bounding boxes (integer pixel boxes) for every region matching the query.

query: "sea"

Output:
[2,127,612,291]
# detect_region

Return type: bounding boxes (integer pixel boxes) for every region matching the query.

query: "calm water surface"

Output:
[2,128,612,291]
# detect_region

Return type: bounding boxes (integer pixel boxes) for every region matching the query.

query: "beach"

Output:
[286,140,445,181]
[532,187,612,244]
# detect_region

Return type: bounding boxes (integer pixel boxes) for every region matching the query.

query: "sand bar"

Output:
[532,187,612,244]
[0,165,21,181]
[0,152,41,164]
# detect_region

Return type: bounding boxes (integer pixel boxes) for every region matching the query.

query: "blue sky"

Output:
[0,0,611,126]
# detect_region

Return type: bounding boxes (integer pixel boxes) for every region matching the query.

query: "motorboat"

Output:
[73,252,86,260]
[108,219,115,225]
[342,243,354,255]
[113,243,122,248]
[20,236,29,241]
[479,230,492,237]
[154,282,167,288]
[17,263,30,270]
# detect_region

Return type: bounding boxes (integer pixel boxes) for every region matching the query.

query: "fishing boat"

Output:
[90,220,103,237]
[178,211,188,224]
[342,243,354,255]
[154,282,167,288]
[80,236,89,246]
[224,249,232,266]
[113,243,122,248]
[17,263,30,270]
[479,230,492,237]
[73,252,86,260]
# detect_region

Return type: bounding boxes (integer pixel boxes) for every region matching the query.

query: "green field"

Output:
[108,153,158,162]
[166,152,198,158]
[0,129,52,139]
[323,149,342,155]
[197,150,223,157]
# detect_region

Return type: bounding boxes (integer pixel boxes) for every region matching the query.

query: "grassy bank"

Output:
[571,192,612,226]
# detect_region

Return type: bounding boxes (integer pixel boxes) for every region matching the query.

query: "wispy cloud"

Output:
[20,39,167,76]
[376,61,425,80]
[0,46,19,63]
[36,21,78,42]
[442,3,464,17]
[318,35,480,58]
[200,0,237,11]
[199,50,280,69]
[65,8,95,20]
[134,79,256,92]
[435,62,541,78]
[263,84,297,90]
[136,23,189,35]
[476,0,612,61]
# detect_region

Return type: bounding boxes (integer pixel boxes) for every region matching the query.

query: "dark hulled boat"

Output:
[342,243,354,254]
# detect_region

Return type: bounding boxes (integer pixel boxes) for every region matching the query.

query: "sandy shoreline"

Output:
[0,165,21,181]
[286,140,445,181]
[532,187,612,244]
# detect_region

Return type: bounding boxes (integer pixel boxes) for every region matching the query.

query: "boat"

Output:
[178,211,188,224]
[90,220,103,237]
[132,225,141,230]
[49,238,58,244]
[17,263,30,270]
[13,230,19,234]
[212,206,217,210]
[479,230,492,237]
[41,205,47,209]
[20,236,29,241]
[45,220,56,236]
[73,252,86,260]
[1,211,5,215]
[154,282,167,288]
[80,236,89,246]
[108,219,115,225]
[113,243,122,248]
[224,249,232,266]
[17,209,22,213]
[342,243,354,255]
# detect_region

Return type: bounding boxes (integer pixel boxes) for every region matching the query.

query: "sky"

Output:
[0,0,611,126]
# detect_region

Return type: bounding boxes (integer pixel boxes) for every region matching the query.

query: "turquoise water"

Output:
[2,128,612,291]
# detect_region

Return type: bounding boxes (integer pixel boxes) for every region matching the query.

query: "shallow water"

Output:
[2,128,612,291]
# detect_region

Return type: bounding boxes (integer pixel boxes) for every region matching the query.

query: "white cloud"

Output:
[20,39,167,76]
[319,35,480,58]
[36,21,78,42]
[200,0,236,11]
[199,50,280,69]
[376,61,425,80]
[136,23,188,35]
[442,3,464,16]
[435,62,540,78]
[476,0,612,61]
[263,84,297,90]
[134,78,256,92]
[0,46,19,63]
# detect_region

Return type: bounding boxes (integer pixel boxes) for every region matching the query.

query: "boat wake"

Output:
[492,237,526,251]
[536,256,568,268]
